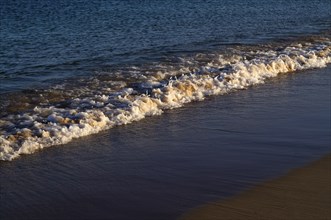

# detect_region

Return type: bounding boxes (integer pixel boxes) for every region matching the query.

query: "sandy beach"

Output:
[180,154,331,220]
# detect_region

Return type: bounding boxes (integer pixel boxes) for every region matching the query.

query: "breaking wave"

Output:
[1,37,331,161]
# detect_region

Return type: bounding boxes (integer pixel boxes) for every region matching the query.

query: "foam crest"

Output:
[1,40,330,161]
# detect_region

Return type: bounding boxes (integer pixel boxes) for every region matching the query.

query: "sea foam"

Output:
[1,39,330,161]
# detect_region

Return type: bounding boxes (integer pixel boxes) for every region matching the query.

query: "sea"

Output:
[0,0,330,219]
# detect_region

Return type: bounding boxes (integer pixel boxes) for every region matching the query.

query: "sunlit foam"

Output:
[1,40,330,161]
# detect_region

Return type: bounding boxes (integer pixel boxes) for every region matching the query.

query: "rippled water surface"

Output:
[1,0,330,92]
[0,1,331,219]
[1,0,331,160]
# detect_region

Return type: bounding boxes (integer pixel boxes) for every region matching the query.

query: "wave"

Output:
[1,37,330,161]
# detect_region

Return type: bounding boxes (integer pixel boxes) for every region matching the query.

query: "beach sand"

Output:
[180,154,331,220]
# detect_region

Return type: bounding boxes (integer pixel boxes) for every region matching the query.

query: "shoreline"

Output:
[179,154,331,220]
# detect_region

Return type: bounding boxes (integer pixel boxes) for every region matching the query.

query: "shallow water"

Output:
[1,66,330,220]
[1,1,331,218]
[1,36,331,160]
[1,0,331,160]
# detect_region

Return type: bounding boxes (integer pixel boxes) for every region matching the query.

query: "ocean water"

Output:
[0,0,331,161]
[0,66,330,219]
[1,0,330,93]
[0,1,331,218]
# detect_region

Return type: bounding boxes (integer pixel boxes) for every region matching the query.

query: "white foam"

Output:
[1,40,330,161]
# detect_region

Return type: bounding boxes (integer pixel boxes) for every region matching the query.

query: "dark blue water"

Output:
[1,0,330,93]
[1,1,331,219]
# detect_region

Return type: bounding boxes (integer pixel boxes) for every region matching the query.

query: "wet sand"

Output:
[180,154,331,220]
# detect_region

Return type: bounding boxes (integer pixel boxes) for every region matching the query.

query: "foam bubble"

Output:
[1,39,330,161]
